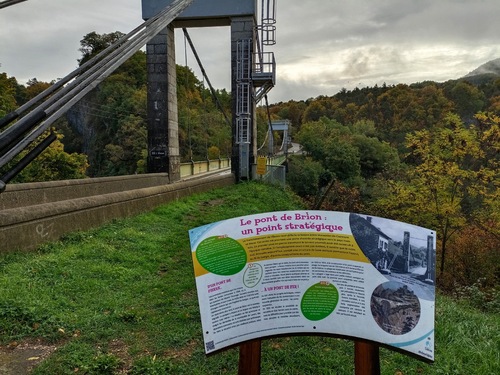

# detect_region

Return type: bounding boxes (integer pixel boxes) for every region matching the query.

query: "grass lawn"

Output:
[0,182,498,374]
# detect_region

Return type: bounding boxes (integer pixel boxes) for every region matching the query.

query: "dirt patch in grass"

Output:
[185,198,226,222]
[0,339,58,374]
[107,339,132,374]
[164,339,198,360]
[200,199,225,207]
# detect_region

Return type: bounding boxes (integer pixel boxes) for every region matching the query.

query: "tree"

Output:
[78,31,125,66]
[447,81,486,120]
[350,133,399,179]
[472,112,500,233]
[103,115,147,175]
[316,180,365,213]
[12,133,88,183]
[374,84,428,147]
[25,78,52,100]
[294,118,363,209]
[302,100,327,123]
[297,117,400,184]
[177,65,231,161]
[286,156,325,197]
[0,72,17,118]
[274,101,306,131]
[444,226,499,291]
[296,118,344,162]
[207,146,220,160]
[374,113,498,276]
[322,138,360,183]
[489,95,500,113]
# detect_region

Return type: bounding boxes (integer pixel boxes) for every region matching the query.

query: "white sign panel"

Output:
[188,211,435,361]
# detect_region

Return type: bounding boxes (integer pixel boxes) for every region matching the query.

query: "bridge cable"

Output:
[0,0,194,155]
[257,126,269,152]
[182,28,231,128]
[264,94,275,156]
[0,0,194,183]
[202,76,209,159]
[182,32,194,161]
[0,0,192,131]
[0,0,27,10]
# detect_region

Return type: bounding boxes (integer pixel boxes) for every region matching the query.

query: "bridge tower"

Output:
[142,0,276,182]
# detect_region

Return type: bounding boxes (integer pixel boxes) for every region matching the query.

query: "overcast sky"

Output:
[1,0,499,103]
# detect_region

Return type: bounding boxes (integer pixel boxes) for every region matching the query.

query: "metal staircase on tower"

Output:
[254,0,277,102]
[234,0,276,179]
[235,0,276,147]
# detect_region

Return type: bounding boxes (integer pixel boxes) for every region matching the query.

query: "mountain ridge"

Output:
[464,58,500,78]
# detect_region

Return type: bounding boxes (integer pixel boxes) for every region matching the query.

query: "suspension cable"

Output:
[183,31,193,161]
[257,126,269,152]
[0,0,192,130]
[264,94,275,155]
[182,28,231,128]
[0,0,194,174]
[0,0,27,10]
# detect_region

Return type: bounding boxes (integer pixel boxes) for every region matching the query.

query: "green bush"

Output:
[453,278,500,313]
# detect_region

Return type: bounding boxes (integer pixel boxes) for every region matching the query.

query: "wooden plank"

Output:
[354,341,380,375]
[238,339,262,375]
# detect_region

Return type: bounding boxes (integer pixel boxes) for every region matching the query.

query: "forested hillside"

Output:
[1,34,498,297]
[272,67,499,296]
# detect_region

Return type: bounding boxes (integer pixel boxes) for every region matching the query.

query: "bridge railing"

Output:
[252,162,286,188]
[180,158,231,178]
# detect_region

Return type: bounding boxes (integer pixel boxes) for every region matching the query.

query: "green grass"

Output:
[0,181,498,374]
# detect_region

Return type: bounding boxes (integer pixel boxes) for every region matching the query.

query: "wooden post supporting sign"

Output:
[237,339,380,375]
[238,339,262,375]
[355,341,381,375]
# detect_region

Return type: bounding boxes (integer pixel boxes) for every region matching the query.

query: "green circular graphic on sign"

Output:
[196,236,247,276]
[243,263,263,288]
[301,282,339,321]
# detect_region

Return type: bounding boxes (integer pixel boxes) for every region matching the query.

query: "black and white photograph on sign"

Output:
[370,281,421,335]
[349,214,436,301]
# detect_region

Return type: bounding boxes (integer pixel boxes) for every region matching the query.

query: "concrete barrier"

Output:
[0,173,171,210]
[0,172,235,253]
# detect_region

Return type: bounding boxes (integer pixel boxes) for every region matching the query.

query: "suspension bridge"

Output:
[0,0,292,252]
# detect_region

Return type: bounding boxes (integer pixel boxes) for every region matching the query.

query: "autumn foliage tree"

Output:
[0,72,17,118]
[374,113,499,276]
[78,31,125,66]
[55,31,232,176]
[11,133,89,183]
[290,117,400,211]
[444,225,499,291]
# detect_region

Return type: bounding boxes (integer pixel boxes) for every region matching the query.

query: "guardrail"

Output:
[252,163,286,188]
[180,158,231,178]
[269,155,286,165]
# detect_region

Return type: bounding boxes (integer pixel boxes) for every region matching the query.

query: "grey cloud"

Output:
[340,46,405,79]
[365,0,500,44]
[1,0,499,102]
[368,0,432,26]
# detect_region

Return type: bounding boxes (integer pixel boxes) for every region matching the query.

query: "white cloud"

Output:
[0,0,499,102]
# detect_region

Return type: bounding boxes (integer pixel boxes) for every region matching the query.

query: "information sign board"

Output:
[188,211,436,361]
[256,156,267,175]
